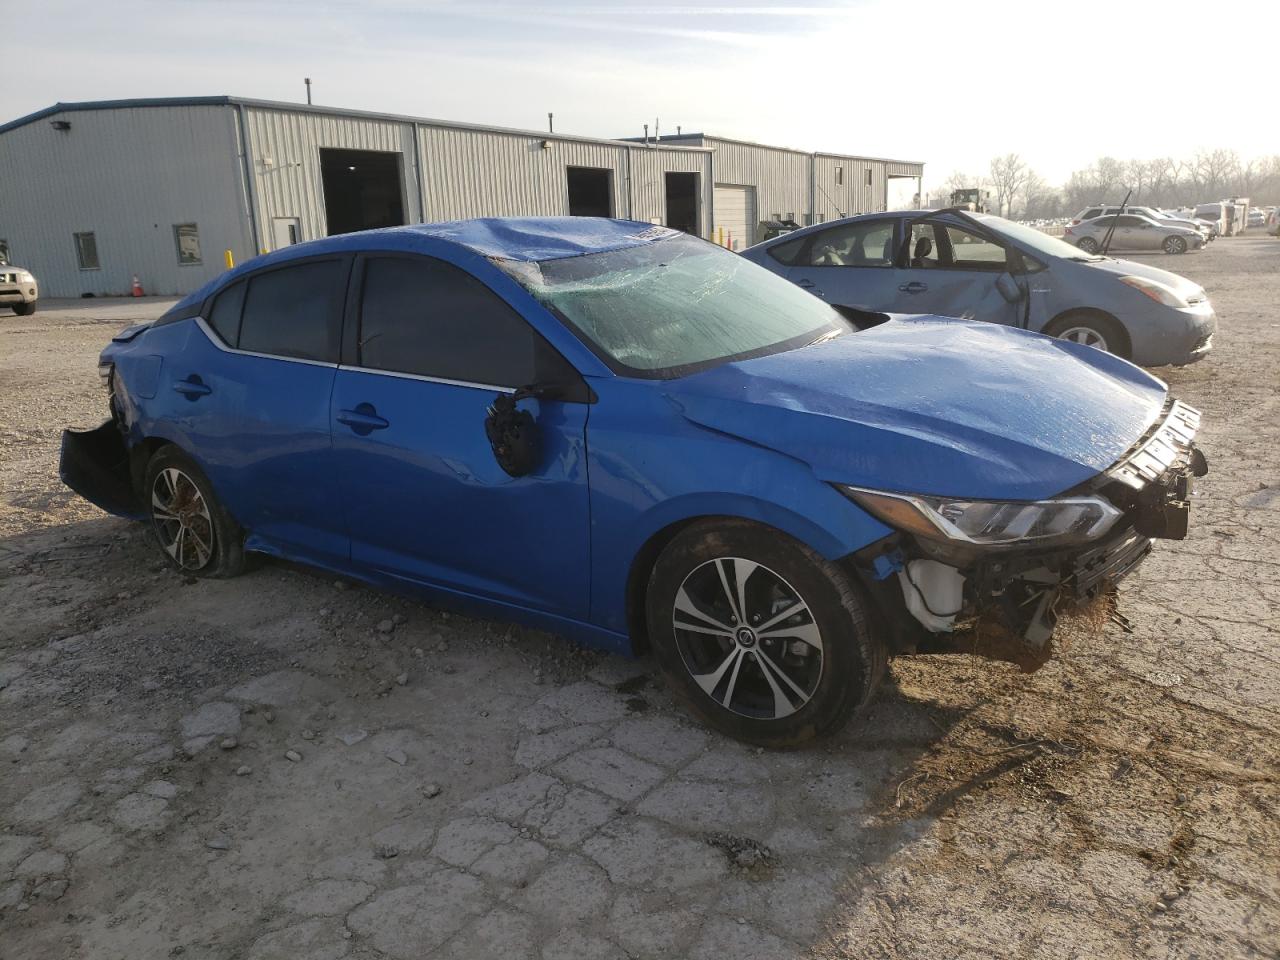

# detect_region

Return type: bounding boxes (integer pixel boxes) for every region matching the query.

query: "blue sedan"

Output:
[61,218,1206,746]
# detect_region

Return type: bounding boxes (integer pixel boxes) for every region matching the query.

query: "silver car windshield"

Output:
[498,234,851,378]
[974,214,1103,260]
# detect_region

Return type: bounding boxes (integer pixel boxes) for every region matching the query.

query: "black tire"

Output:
[1044,310,1131,360]
[143,445,246,578]
[1076,236,1100,254]
[1163,235,1187,254]
[12,302,36,316]
[645,519,887,748]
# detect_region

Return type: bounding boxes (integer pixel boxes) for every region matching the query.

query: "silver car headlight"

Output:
[840,486,1123,549]
[17,270,34,284]
[1118,275,1188,308]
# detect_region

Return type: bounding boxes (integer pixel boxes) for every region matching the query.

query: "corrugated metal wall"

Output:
[0,106,253,297]
[243,106,422,250]
[706,139,810,234]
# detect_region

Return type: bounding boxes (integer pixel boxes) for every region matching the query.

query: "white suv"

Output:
[0,261,39,315]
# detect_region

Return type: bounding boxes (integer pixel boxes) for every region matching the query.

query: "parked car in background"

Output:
[741,210,1215,365]
[1247,208,1265,228]
[0,261,39,315]
[1065,214,1203,255]
[1072,205,1212,243]
[59,218,1208,746]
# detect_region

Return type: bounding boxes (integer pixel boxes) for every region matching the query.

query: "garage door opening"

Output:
[665,172,700,234]
[320,148,406,236]
[566,167,613,218]
[713,183,756,251]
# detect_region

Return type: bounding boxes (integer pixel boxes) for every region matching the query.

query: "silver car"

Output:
[740,210,1215,366]
[1064,214,1203,255]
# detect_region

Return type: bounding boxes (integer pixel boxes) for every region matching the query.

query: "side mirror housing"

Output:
[995,272,1025,304]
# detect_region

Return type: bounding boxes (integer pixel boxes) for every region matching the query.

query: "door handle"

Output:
[795,278,816,288]
[898,281,928,294]
[172,378,211,397]
[337,403,390,434]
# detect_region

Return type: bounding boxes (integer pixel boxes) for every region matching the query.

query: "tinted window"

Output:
[359,256,560,388]
[1117,216,1145,227]
[767,236,806,265]
[238,259,345,362]
[207,281,246,346]
[806,220,896,267]
[1083,208,1102,219]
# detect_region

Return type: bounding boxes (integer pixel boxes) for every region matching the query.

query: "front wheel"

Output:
[1044,310,1130,359]
[1163,235,1188,254]
[645,520,886,747]
[1076,236,1100,254]
[144,446,246,577]
[12,302,36,316]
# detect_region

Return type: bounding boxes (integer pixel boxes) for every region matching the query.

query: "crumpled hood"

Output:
[1083,256,1206,301]
[666,316,1168,501]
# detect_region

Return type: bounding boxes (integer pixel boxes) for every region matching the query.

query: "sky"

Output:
[7,0,1276,188]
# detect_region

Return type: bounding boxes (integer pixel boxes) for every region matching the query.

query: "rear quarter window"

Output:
[767,236,806,266]
[206,281,245,346]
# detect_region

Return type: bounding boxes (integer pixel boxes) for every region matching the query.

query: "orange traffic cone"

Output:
[131,275,144,298]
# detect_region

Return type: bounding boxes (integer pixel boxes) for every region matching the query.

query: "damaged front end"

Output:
[847,400,1208,670]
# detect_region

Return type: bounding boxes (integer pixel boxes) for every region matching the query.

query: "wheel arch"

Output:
[620,497,888,656]
[1044,306,1132,359]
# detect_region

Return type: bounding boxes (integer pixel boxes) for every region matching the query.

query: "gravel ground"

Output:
[1,240,1277,959]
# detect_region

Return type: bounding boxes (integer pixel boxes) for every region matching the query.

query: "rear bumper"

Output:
[59,421,145,519]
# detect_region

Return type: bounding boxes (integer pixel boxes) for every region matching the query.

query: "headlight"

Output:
[841,487,1122,548]
[17,271,34,283]
[98,362,114,389]
[1119,275,1187,308]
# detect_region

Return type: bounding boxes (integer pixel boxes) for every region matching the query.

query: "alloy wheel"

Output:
[672,557,823,720]
[1057,326,1109,351]
[151,467,215,570]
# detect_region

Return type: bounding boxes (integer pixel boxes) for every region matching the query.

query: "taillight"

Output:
[1064,226,1074,235]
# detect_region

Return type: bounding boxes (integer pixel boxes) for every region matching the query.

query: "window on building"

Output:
[865,169,873,187]
[238,259,346,362]
[75,232,100,270]
[174,224,202,265]
[358,256,572,388]
[835,167,843,185]
[206,280,246,346]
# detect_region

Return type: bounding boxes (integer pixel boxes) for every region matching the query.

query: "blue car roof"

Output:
[168,217,679,315]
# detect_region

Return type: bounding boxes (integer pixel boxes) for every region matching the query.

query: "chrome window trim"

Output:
[194,316,339,369]
[338,363,516,394]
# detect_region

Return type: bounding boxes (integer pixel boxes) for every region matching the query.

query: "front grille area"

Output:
[1105,400,1201,491]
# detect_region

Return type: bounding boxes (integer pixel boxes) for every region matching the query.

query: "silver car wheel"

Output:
[1077,237,1099,254]
[672,557,823,720]
[151,467,215,570]
[1164,236,1187,254]
[1057,326,1109,352]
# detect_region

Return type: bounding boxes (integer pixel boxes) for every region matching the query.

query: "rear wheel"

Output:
[1044,310,1130,359]
[645,519,886,747]
[12,302,35,316]
[144,446,246,578]
[1163,235,1187,254]
[1076,236,1100,254]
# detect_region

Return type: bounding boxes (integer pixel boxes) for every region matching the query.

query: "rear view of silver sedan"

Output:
[1064,214,1203,255]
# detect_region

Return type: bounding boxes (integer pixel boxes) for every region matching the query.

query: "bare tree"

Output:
[988,154,1029,217]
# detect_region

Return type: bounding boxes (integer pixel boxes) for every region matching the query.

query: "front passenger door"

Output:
[890,221,1020,327]
[330,255,592,619]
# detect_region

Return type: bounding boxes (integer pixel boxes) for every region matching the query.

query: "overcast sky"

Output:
[10,0,1275,186]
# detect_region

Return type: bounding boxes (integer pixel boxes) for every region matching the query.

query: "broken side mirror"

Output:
[995,272,1025,304]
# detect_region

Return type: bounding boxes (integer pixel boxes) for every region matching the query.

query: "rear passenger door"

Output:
[180,257,351,561]
[330,254,593,619]
[781,219,901,309]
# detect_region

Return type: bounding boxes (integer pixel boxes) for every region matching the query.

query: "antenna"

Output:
[304,78,312,105]
[654,117,659,141]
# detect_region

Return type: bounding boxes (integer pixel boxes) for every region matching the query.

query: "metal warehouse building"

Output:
[0,97,923,297]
